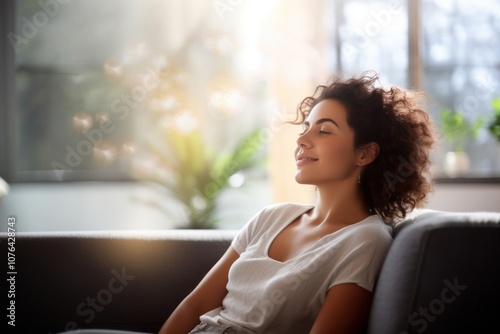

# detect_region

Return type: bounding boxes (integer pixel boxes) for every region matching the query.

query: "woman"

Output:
[159,73,436,334]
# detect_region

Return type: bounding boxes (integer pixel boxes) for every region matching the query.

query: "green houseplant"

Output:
[144,126,265,229]
[98,44,265,229]
[487,97,500,173]
[97,45,267,228]
[487,97,500,142]
[439,108,483,152]
[439,108,483,177]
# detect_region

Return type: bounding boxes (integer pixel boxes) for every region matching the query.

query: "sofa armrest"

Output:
[368,210,500,334]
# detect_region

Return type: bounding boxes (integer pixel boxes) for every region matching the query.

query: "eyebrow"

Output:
[304,118,340,128]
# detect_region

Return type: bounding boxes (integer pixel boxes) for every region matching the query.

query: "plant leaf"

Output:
[207,129,265,197]
[492,97,500,113]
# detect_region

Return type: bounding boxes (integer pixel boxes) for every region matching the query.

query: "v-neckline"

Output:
[265,206,376,263]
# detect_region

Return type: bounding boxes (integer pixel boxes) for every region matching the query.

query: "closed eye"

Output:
[299,120,334,136]
[299,129,331,136]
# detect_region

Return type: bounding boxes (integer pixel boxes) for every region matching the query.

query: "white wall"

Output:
[426,183,500,212]
[0,181,270,232]
[0,182,498,232]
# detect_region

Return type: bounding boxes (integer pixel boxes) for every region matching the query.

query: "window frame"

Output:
[0,0,17,183]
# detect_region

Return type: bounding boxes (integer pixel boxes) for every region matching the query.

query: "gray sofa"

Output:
[1,209,499,334]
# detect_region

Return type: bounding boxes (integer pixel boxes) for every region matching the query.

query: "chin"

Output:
[295,174,315,185]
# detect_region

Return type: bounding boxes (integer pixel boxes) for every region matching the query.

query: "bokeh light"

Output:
[92,141,118,167]
[206,74,246,118]
[72,112,93,134]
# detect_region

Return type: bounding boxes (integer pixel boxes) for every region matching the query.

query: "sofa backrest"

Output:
[368,209,500,334]
[1,230,235,333]
[3,209,500,333]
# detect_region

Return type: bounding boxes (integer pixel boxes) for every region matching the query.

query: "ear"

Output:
[356,142,379,167]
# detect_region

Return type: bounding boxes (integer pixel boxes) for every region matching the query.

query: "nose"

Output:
[296,131,311,148]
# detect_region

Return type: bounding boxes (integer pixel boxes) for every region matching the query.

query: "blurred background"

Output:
[1,0,499,231]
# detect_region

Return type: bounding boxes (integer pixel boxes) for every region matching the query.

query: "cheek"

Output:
[328,141,355,160]
[323,142,357,170]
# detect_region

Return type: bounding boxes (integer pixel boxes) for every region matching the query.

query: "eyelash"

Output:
[298,130,331,136]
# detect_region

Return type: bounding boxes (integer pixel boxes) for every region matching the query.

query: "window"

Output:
[420,0,500,178]
[337,0,408,87]
[1,0,499,228]
[333,0,500,180]
[7,0,272,183]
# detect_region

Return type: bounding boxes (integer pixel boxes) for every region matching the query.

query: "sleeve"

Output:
[230,207,266,254]
[328,223,393,292]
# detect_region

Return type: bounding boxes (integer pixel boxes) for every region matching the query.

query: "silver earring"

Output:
[358,172,361,184]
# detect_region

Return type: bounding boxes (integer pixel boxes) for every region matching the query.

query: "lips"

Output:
[296,154,318,166]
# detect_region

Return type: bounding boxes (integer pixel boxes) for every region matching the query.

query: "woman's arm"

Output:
[309,283,373,334]
[158,246,240,334]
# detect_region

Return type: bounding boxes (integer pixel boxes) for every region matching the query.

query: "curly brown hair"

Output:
[294,73,436,223]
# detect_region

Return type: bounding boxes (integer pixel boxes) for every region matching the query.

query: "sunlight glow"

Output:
[160,110,200,134]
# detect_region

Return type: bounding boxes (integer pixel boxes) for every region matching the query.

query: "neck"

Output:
[311,179,371,226]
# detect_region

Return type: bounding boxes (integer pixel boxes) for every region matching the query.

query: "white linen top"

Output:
[200,203,393,334]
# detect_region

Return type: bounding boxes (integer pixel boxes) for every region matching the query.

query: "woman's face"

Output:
[294,99,359,186]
